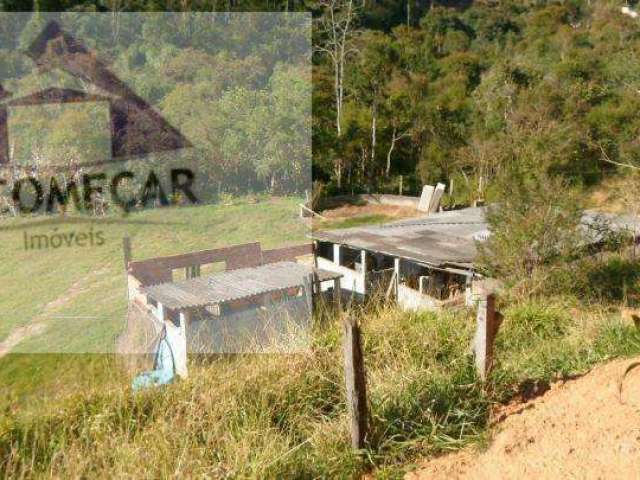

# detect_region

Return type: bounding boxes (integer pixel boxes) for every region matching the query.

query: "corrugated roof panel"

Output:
[142,262,341,310]
[313,206,640,268]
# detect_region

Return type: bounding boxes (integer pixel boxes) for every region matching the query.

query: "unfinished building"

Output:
[122,241,341,378]
[314,207,486,310]
[313,206,640,311]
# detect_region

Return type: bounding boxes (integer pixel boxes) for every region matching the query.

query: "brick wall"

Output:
[128,242,312,287]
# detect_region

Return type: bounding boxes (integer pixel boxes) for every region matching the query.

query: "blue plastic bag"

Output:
[132,330,176,391]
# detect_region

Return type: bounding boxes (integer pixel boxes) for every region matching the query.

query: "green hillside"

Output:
[0,197,306,412]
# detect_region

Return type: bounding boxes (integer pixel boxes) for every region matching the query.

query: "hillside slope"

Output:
[407,356,640,480]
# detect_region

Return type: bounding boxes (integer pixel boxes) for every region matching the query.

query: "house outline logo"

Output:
[0,20,192,169]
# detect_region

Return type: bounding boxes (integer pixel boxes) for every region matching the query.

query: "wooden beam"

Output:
[122,235,132,270]
[313,241,319,268]
[312,270,320,296]
[473,294,503,380]
[343,315,368,450]
[303,274,313,315]
[385,270,397,300]
[299,203,326,219]
[333,277,342,311]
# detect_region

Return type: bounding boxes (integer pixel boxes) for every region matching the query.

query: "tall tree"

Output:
[316,0,359,188]
[350,31,396,183]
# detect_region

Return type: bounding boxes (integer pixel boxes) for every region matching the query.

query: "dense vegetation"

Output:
[2,1,640,478]
[0,12,310,208]
[2,268,638,479]
[2,298,639,477]
[313,0,640,201]
[1,2,639,203]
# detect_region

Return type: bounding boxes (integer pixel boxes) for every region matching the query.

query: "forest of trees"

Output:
[0,1,638,205]
[0,12,310,207]
[312,0,640,203]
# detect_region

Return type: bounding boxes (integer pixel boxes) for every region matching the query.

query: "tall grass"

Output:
[1,297,639,478]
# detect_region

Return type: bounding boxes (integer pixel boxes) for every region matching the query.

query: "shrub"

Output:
[477,165,584,290]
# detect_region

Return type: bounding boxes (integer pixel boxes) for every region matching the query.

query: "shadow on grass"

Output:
[586,257,640,304]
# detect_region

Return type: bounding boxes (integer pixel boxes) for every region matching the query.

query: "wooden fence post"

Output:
[343,315,368,450]
[333,277,342,311]
[122,235,132,303]
[122,235,132,270]
[303,273,313,316]
[473,293,502,380]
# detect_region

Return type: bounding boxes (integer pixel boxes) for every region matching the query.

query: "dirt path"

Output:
[407,357,640,480]
[0,267,109,358]
[0,323,48,357]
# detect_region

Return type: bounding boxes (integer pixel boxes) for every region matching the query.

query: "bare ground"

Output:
[407,357,640,480]
[0,323,48,357]
[320,203,419,220]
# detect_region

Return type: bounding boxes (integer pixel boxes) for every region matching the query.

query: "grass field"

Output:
[0,196,307,412]
[2,197,640,478]
[2,296,639,478]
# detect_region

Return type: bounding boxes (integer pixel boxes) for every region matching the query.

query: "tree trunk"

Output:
[370,102,377,170]
[360,143,367,183]
[334,56,342,137]
[338,37,346,137]
[386,126,397,177]
[318,0,358,188]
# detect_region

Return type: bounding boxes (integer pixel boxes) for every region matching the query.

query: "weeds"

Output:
[1,297,639,478]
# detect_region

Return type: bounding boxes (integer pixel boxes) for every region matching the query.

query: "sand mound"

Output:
[407,357,640,480]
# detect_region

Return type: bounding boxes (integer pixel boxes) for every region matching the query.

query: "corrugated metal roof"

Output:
[581,210,640,242]
[313,206,640,269]
[142,261,341,310]
[314,207,488,268]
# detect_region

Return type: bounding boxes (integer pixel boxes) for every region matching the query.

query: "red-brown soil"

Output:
[407,357,640,480]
